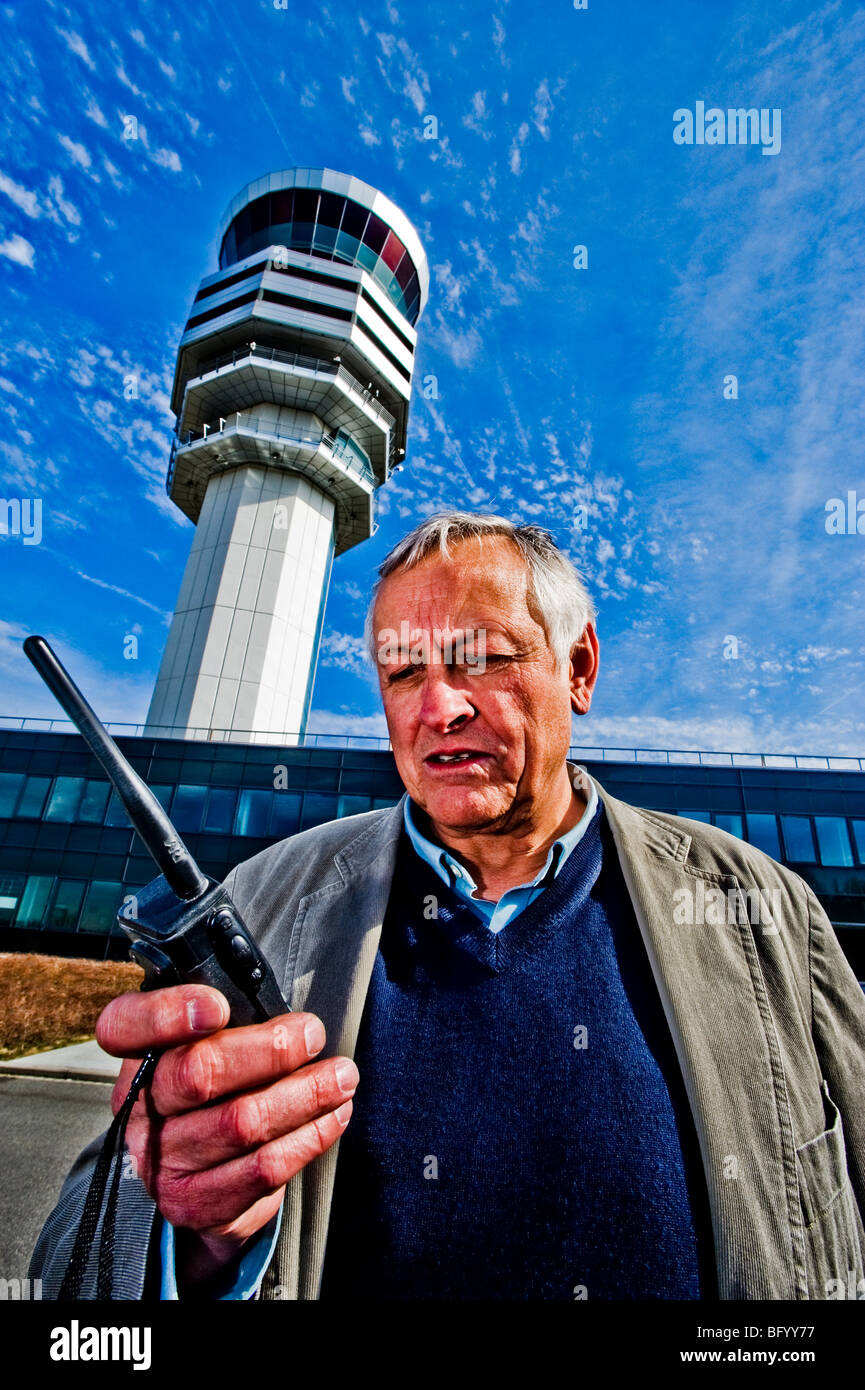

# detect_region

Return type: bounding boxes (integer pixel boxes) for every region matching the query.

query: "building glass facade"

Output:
[0,730,862,978]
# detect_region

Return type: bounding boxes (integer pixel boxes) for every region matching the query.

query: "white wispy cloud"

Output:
[0,232,35,267]
[57,29,96,71]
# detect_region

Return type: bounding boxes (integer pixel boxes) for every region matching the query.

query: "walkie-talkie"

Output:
[23,635,288,1027]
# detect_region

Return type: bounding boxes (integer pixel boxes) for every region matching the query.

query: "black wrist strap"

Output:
[57,1052,158,1301]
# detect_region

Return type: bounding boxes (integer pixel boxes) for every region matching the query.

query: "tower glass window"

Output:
[218,186,422,324]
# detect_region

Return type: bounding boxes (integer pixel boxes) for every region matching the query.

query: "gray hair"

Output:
[364,510,597,670]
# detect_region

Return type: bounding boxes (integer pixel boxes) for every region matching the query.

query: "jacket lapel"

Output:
[594,775,803,1298]
[261,801,406,1300]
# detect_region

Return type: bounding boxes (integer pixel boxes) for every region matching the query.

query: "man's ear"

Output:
[569,622,599,716]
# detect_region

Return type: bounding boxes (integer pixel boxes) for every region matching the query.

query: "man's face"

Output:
[372,536,598,835]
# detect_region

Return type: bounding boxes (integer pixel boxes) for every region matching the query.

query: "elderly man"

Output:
[32,512,865,1300]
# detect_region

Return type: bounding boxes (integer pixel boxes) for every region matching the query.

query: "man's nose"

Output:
[418,668,477,731]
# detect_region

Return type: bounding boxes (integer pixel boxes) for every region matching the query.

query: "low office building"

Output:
[0,728,862,980]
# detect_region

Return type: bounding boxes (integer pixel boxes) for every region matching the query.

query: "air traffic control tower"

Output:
[144,168,429,744]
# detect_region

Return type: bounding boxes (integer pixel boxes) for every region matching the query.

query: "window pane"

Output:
[104,791,131,828]
[355,242,379,273]
[79,781,111,824]
[338,795,372,818]
[340,200,369,239]
[372,798,399,810]
[679,810,711,823]
[270,792,301,838]
[271,189,294,223]
[381,229,406,272]
[249,193,270,234]
[334,231,362,264]
[852,821,865,866]
[395,253,415,291]
[362,213,388,254]
[79,880,124,934]
[204,787,238,834]
[15,876,53,928]
[16,775,52,818]
[312,222,338,254]
[293,189,318,223]
[780,816,816,863]
[44,777,85,822]
[714,814,743,839]
[151,785,173,812]
[172,785,207,833]
[235,789,273,837]
[300,793,338,831]
[814,817,854,868]
[745,814,781,859]
[46,879,86,929]
[0,772,24,817]
[0,873,26,924]
[316,192,345,229]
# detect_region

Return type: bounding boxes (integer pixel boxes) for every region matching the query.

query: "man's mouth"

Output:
[425,750,491,766]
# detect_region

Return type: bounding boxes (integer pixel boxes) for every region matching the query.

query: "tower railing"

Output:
[169,414,376,489]
[190,344,396,429]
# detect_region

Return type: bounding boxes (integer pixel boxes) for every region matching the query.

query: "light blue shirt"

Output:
[159,1208,282,1300]
[403,767,599,933]
[158,765,597,1297]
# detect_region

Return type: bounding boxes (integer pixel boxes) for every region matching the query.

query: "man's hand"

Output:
[96,985,357,1290]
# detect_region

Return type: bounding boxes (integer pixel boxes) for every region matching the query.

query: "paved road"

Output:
[0,1074,113,1282]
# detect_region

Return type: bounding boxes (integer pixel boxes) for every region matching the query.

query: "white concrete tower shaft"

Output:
[145,168,429,744]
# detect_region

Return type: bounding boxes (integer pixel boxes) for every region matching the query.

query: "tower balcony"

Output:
[167,413,376,554]
[174,344,395,482]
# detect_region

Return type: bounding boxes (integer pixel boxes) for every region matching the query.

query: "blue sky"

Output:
[1,0,863,756]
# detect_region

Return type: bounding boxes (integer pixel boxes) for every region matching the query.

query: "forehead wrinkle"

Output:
[374,541,537,637]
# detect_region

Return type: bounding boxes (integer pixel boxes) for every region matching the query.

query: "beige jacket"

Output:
[211,767,865,1301]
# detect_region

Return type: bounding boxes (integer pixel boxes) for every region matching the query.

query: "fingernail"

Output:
[187,997,225,1033]
[334,1100,353,1126]
[304,1016,326,1057]
[334,1059,358,1094]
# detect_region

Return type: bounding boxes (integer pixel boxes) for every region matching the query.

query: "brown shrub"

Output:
[0,953,143,1059]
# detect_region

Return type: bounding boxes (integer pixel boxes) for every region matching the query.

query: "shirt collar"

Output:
[402,766,599,901]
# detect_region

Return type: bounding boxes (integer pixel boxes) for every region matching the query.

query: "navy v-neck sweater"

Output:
[319,802,717,1300]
